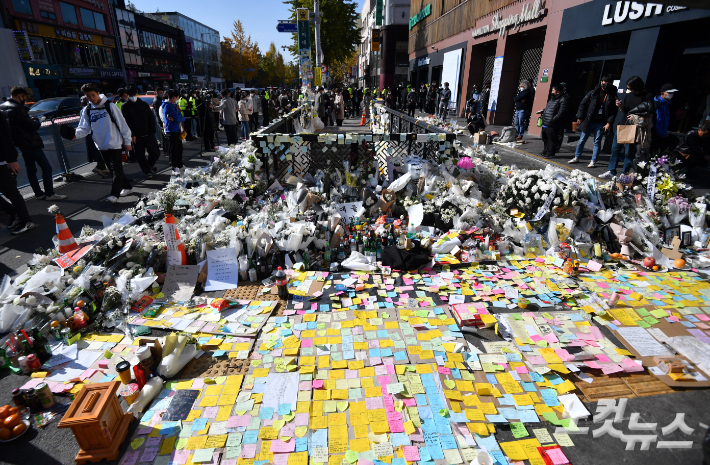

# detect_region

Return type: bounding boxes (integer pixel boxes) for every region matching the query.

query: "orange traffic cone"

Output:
[55,214,78,254]
[164,213,188,265]
[358,108,367,126]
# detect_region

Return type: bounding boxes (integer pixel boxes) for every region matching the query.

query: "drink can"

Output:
[35,382,55,408]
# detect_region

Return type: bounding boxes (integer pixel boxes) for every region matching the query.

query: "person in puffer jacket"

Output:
[540,84,569,159]
[73,83,133,204]
[162,90,186,171]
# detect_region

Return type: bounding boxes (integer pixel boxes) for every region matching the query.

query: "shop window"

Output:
[11,0,32,16]
[65,41,82,65]
[40,10,57,20]
[94,12,106,31]
[80,8,95,29]
[60,2,78,25]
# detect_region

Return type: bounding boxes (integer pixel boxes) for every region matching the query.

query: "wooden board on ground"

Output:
[574,370,635,402]
[620,372,681,397]
[223,282,262,301]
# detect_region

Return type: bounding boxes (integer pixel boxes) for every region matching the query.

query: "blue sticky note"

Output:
[516,409,540,422]
[540,389,560,406]
[415,394,428,406]
[389,433,411,447]
[484,415,508,423]
[295,437,308,452]
[191,418,208,431]
[277,404,291,415]
[311,429,327,449]
[394,351,407,361]
[259,407,274,420]
[419,447,432,462]
[439,435,457,450]
[100,374,116,382]
[213,350,226,357]
[426,445,445,460]
[242,430,259,444]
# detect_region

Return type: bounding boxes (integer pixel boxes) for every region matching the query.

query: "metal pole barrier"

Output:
[49,119,82,182]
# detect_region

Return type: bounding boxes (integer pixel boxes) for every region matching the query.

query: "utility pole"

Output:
[314,0,322,67]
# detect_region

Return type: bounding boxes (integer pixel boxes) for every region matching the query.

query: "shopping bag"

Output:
[616,124,637,144]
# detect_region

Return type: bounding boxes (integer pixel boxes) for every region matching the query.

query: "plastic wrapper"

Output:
[689,203,707,241]
[523,233,544,257]
[0,304,31,333]
[548,218,575,248]
[126,376,164,413]
[668,202,688,226]
[342,251,376,271]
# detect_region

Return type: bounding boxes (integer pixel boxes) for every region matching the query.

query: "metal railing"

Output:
[253,105,305,135]
[373,103,454,135]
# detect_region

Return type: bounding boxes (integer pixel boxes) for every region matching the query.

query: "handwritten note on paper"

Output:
[616,327,672,357]
[262,372,300,410]
[163,265,201,302]
[205,248,240,292]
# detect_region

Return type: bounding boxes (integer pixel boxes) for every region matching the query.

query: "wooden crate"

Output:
[223,282,262,301]
[575,370,636,402]
[620,373,679,397]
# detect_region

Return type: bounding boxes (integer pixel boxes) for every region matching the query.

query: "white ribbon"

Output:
[532,184,557,221]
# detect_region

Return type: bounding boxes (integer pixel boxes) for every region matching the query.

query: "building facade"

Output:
[357,0,376,89]
[3,0,123,98]
[409,0,710,136]
[114,7,191,92]
[162,12,222,90]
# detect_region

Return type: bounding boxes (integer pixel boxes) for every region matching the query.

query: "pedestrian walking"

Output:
[0,87,67,201]
[426,83,437,115]
[599,76,653,178]
[314,87,326,123]
[540,84,570,159]
[513,80,534,140]
[74,83,133,203]
[334,89,345,127]
[251,90,261,130]
[438,82,451,121]
[569,75,617,167]
[121,87,160,178]
[238,92,250,140]
[161,90,186,171]
[479,82,490,122]
[80,96,110,177]
[407,88,417,117]
[215,89,238,145]
[0,111,34,235]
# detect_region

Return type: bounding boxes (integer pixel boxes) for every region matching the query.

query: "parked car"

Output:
[28,97,82,121]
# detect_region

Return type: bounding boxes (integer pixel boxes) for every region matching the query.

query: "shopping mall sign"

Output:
[409,4,432,30]
[472,0,547,38]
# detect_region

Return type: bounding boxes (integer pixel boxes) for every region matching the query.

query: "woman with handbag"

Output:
[599,76,653,179]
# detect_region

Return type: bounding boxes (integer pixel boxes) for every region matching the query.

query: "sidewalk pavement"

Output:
[0,139,212,278]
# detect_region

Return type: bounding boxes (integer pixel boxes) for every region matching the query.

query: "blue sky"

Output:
[134,0,365,61]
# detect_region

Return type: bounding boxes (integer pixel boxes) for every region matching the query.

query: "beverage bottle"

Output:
[248,258,257,282]
[350,235,357,254]
[324,242,331,262]
[31,328,52,363]
[357,234,364,254]
[338,239,346,261]
[303,250,310,271]
[0,348,10,370]
[275,267,289,299]
[376,238,384,262]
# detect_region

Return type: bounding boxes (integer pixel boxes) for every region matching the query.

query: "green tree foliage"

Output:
[283,0,360,65]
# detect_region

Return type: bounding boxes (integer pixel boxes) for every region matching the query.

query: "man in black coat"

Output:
[121,87,160,178]
[677,123,710,169]
[513,80,534,140]
[0,87,66,200]
[540,84,569,159]
[570,75,618,168]
[0,111,34,234]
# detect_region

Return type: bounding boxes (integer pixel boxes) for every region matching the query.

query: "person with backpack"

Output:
[121,87,160,178]
[162,90,186,171]
[73,83,133,203]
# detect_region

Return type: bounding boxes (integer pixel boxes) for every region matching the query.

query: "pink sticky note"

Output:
[120,451,141,465]
[146,437,161,447]
[546,448,569,465]
[595,354,611,363]
[312,380,324,389]
[240,444,257,458]
[203,407,219,418]
[437,367,451,374]
[80,369,97,380]
[515,366,529,374]
[584,360,602,369]
[192,378,205,389]
[98,360,109,368]
[601,364,624,375]
[270,439,296,453]
[272,454,289,465]
[403,446,420,461]
[140,448,159,463]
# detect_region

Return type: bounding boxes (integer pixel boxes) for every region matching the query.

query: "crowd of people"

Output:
[0,84,301,236]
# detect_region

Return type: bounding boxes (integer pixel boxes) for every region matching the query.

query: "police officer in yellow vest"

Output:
[116,87,128,110]
[178,90,196,141]
[188,89,198,139]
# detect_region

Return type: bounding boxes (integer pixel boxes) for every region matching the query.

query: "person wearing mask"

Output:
[325,91,335,126]
[314,87,326,123]
[73,83,133,203]
[406,87,417,117]
[513,81,534,140]
[600,76,654,178]
[121,87,160,178]
[569,75,618,167]
[178,91,196,141]
[0,111,34,234]
[650,83,679,154]
[153,87,166,154]
[468,85,480,115]
[540,84,569,159]
[479,82,491,122]
[334,88,345,127]
[251,90,261,130]
[215,89,238,145]
[115,87,128,110]
[418,84,426,113]
[80,96,110,177]
[238,92,250,140]
[0,87,67,201]
[438,82,451,121]
[426,83,437,115]
[161,90,186,171]
[677,123,710,169]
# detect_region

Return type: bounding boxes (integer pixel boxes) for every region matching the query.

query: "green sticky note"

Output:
[439,408,449,417]
[637,320,651,328]
[346,450,359,463]
[68,333,81,345]
[560,418,579,431]
[510,422,529,438]
[644,316,660,325]
[381,312,389,319]
[510,313,523,321]
[192,448,215,463]
[176,438,189,450]
[103,350,113,359]
[542,412,564,426]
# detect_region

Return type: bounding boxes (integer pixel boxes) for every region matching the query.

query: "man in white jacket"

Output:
[74,83,133,203]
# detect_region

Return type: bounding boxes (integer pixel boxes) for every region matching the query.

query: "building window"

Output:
[94,12,106,31]
[60,2,78,25]
[11,0,32,15]
[80,8,95,29]
[40,10,57,20]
